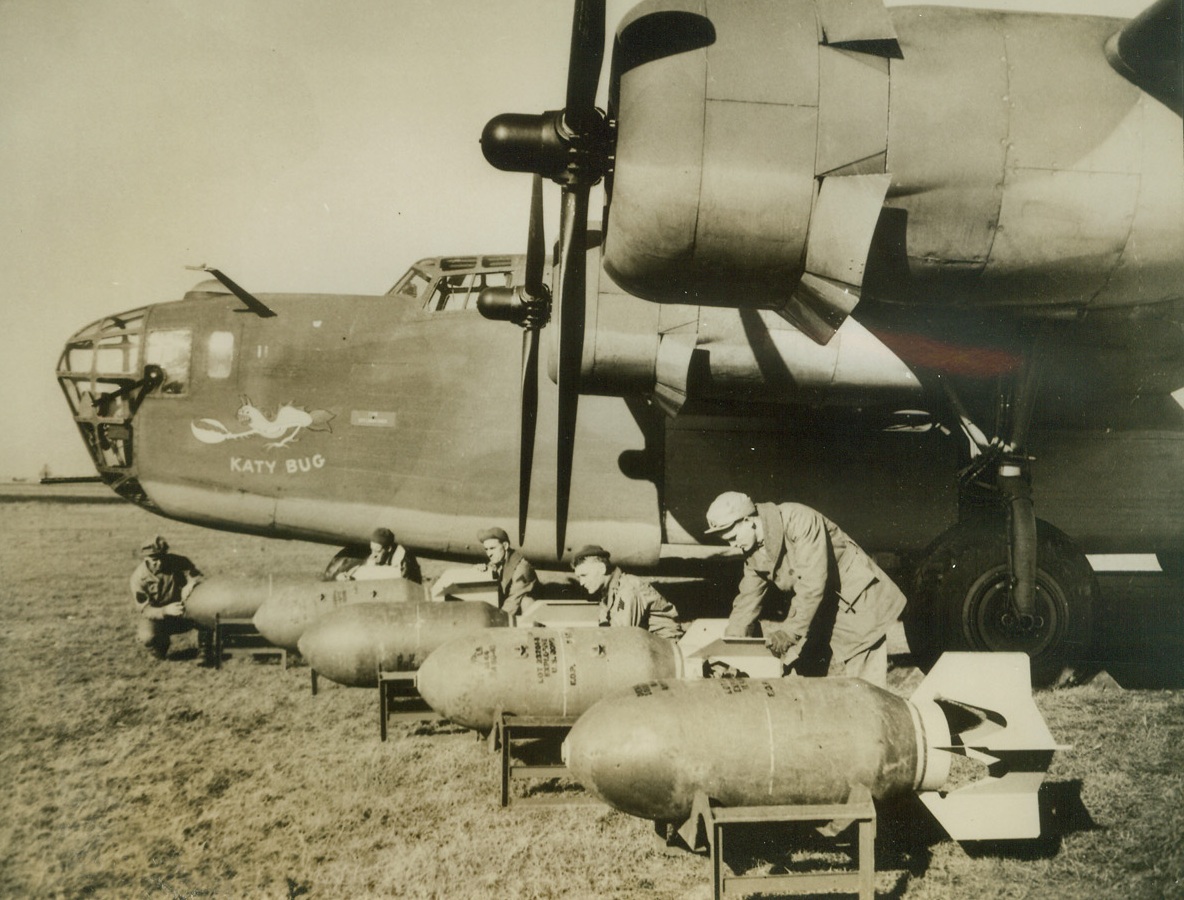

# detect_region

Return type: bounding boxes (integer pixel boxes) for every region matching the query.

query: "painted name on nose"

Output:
[230,454,326,475]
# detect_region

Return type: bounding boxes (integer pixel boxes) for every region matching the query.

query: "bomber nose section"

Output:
[56,307,162,507]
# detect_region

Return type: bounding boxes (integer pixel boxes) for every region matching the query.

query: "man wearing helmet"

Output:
[704,492,906,686]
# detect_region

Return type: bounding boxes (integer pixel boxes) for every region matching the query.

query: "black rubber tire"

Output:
[907,517,1096,687]
[1155,553,1184,580]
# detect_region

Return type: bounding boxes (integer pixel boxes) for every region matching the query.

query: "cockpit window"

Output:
[424,271,514,313]
[385,264,518,312]
[207,331,234,379]
[145,329,192,395]
[390,268,432,300]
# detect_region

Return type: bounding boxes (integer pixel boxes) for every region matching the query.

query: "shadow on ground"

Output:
[704,779,1098,899]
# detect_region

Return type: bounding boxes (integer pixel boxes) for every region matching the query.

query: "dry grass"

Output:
[1,500,1182,899]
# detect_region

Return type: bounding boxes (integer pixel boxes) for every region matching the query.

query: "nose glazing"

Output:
[57,307,159,507]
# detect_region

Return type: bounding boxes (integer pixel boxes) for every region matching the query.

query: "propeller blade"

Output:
[518,173,547,545]
[519,326,540,547]
[486,1,606,558]
[564,0,606,133]
[525,174,546,300]
[555,186,589,558]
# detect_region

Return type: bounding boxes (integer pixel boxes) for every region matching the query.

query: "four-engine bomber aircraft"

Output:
[58,0,1182,684]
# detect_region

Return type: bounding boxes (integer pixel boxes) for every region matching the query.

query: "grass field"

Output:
[1,500,1182,899]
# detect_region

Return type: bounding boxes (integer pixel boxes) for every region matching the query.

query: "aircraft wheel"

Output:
[907,517,1096,687]
[1155,553,1184,579]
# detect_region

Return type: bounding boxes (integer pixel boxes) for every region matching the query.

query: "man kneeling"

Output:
[131,536,206,661]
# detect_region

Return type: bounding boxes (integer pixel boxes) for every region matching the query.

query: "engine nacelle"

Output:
[603,0,897,343]
[603,0,1184,331]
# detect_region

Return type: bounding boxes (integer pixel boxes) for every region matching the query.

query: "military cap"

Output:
[370,527,396,548]
[704,491,758,534]
[477,527,510,544]
[571,544,612,568]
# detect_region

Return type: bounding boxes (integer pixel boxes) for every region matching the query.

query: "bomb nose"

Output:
[252,594,296,649]
[414,641,453,713]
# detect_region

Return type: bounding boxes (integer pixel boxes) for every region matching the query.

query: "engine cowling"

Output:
[603,0,897,344]
[602,0,1184,330]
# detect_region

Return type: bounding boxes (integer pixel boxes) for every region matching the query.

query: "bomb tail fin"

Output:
[909,652,1069,841]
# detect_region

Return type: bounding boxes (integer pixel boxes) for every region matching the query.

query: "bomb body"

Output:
[567,676,928,822]
[565,653,1062,841]
[298,600,509,687]
[253,578,423,650]
[184,575,308,629]
[417,627,685,731]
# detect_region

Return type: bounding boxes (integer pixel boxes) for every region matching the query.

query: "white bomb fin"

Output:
[909,652,1069,841]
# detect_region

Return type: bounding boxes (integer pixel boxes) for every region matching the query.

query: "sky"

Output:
[0,0,1153,479]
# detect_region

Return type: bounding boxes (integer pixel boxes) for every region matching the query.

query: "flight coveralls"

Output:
[598,567,684,641]
[490,550,538,617]
[725,502,906,685]
[131,553,204,658]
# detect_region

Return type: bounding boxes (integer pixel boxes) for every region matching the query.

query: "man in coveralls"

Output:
[131,536,206,661]
[341,527,422,583]
[571,545,684,641]
[705,492,906,686]
[477,526,538,617]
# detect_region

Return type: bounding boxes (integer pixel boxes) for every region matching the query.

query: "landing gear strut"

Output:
[908,517,1096,686]
[910,342,1097,686]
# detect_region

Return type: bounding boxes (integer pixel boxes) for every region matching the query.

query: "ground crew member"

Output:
[704,491,906,686]
[130,536,206,661]
[477,527,537,617]
[341,527,422,583]
[571,545,684,641]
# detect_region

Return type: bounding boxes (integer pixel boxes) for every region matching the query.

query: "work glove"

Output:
[765,629,798,658]
[704,660,747,679]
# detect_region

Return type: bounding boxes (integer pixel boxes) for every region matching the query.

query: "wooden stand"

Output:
[377,670,433,740]
[699,795,876,900]
[212,614,287,670]
[496,713,594,808]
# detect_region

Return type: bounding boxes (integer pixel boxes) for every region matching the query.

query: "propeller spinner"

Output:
[478,0,611,557]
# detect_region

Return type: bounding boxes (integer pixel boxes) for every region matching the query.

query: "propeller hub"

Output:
[477,286,550,330]
[481,109,610,187]
[481,112,570,180]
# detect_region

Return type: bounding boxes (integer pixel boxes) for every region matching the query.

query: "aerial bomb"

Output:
[417,627,686,731]
[298,601,509,687]
[183,575,309,629]
[253,577,424,650]
[565,653,1065,841]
